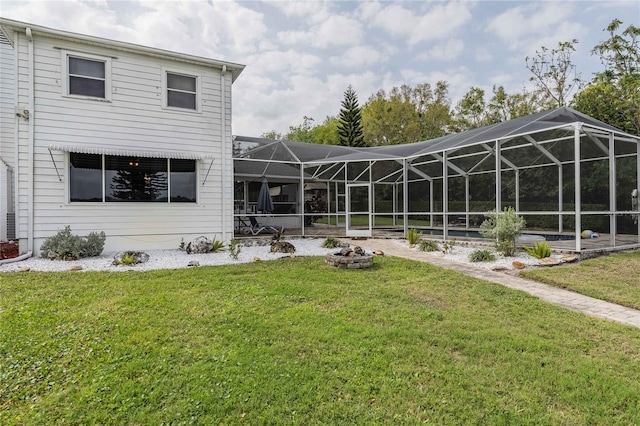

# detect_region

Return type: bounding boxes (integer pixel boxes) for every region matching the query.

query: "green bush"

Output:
[419,240,439,252]
[480,208,526,257]
[469,249,496,262]
[40,225,106,260]
[229,239,242,260]
[523,240,552,259]
[322,237,341,249]
[211,237,225,253]
[406,228,422,245]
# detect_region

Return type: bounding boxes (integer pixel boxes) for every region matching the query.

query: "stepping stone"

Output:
[512,260,525,269]
[69,265,83,271]
[539,257,561,267]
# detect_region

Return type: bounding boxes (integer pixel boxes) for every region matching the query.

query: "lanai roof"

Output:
[234,107,639,165]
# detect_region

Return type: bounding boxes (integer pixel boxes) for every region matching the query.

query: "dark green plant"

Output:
[271,231,285,243]
[229,239,242,260]
[419,240,439,252]
[469,249,496,262]
[211,237,225,253]
[40,225,106,260]
[406,228,422,246]
[322,237,341,249]
[337,85,365,147]
[523,240,552,259]
[480,207,526,256]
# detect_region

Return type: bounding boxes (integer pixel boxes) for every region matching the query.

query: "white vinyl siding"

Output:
[12,32,234,252]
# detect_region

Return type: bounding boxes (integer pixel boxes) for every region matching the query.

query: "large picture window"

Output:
[70,153,196,203]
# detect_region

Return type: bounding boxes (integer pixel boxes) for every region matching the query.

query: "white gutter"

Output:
[26,27,34,254]
[13,29,19,242]
[220,65,227,241]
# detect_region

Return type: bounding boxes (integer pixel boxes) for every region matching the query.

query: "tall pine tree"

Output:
[337,85,365,147]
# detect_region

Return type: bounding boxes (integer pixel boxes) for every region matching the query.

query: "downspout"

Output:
[220,65,228,242]
[26,27,34,258]
[0,251,33,265]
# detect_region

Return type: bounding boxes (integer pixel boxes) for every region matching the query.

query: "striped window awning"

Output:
[48,144,215,160]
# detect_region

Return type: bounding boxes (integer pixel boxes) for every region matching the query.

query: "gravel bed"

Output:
[0,238,337,273]
[1,237,565,273]
[389,239,563,270]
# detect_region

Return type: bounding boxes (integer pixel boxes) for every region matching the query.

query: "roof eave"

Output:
[0,17,245,82]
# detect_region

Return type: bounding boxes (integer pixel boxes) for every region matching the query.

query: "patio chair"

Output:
[244,216,284,235]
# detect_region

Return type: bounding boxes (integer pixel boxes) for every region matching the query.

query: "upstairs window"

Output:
[165,71,198,111]
[63,51,111,100]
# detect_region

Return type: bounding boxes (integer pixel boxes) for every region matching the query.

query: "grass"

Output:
[521,250,640,310]
[2,257,640,424]
[314,215,431,227]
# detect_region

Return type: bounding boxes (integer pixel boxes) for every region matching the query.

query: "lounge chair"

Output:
[244,216,284,235]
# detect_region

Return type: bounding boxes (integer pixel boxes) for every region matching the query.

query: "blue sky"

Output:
[2,1,639,136]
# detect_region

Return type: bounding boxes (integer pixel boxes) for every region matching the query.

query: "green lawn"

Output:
[521,250,640,310]
[2,257,640,424]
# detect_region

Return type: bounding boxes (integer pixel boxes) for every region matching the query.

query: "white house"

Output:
[0,18,245,256]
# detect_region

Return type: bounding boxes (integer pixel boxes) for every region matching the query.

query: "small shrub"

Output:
[229,239,242,260]
[523,240,552,259]
[442,238,457,254]
[211,237,225,252]
[480,207,526,257]
[322,237,341,249]
[120,252,136,265]
[82,231,106,257]
[113,251,149,266]
[419,240,439,252]
[271,231,285,243]
[469,249,496,262]
[406,228,422,246]
[40,225,106,260]
[179,238,186,251]
[271,241,296,254]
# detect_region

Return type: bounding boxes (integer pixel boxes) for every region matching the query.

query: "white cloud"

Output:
[370,2,472,45]
[245,49,322,74]
[475,47,493,62]
[277,15,363,48]
[267,0,331,23]
[234,70,380,135]
[486,2,579,50]
[330,45,385,68]
[417,39,465,61]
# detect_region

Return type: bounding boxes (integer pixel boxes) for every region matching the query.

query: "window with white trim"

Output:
[165,71,198,110]
[70,153,196,203]
[63,52,111,100]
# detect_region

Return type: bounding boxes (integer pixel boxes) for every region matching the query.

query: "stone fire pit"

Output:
[325,246,373,269]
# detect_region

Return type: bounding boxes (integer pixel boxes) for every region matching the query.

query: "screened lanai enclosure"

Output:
[233,107,640,254]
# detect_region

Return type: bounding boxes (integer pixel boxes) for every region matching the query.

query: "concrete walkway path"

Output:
[355,239,640,329]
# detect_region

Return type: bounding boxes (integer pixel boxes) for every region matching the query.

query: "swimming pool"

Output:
[385,227,575,241]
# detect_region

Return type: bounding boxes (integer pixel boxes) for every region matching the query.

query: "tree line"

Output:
[262,19,639,146]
